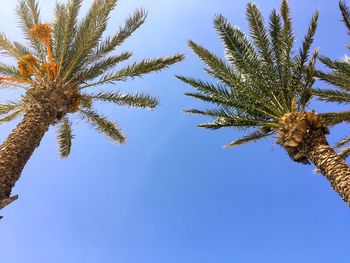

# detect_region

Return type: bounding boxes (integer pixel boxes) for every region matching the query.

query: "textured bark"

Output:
[0,103,55,210]
[0,82,77,212]
[303,130,350,206]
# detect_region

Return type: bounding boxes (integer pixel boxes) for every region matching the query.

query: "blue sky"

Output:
[1,0,350,262]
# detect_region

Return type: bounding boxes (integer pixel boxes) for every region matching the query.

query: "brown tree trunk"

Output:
[0,104,55,210]
[304,130,350,206]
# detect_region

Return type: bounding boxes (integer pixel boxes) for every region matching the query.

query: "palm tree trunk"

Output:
[0,104,55,210]
[304,130,350,206]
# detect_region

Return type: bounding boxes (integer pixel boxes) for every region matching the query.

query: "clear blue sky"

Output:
[1,0,350,262]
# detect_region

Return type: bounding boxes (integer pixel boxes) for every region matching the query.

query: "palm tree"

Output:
[314,0,350,159]
[0,0,184,211]
[177,0,350,206]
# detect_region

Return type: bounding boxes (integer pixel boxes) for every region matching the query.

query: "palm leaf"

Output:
[320,111,350,126]
[83,91,159,109]
[339,146,350,159]
[0,33,30,59]
[314,88,350,104]
[57,0,82,76]
[187,39,240,88]
[0,108,23,124]
[340,0,350,36]
[0,63,21,78]
[223,129,273,148]
[91,8,147,60]
[56,117,73,158]
[16,0,46,60]
[0,102,22,115]
[246,3,274,69]
[79,109,126,144]
[81,55,184,89]
[71,51,132,83]
[62,0,118,80]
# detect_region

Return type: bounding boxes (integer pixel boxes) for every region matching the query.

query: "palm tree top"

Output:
[0,0,184,157]
[177,0,319,149]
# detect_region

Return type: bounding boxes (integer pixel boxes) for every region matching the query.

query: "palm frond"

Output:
[334,134,350,149]
[71,51,132,83]
[52,3,67,62]
[0,33,30,59]
[56,117,73,158]
[314,88,350,104]
[320,111,350,126]
[16,0,46,60]
[80,55,184,89]
[316,72,350,91]
[56,0,82,76]
[184,108,275,128]
[79,109,126,144]
[269,9,284,81]
[177,75,277,118]
[339,147,350,159]
[291,9,318,98]
[340,0,350,36]
[187,40,240,88]
[223,129,273,148]
[246,3,274,68]
[83,91,159,109]
[0,102,22,116]
[0,108,23,124]
[0,63,21,78]
[62,0,118,80]
[176,76,231,100]
[280,0,294,93]
[91,8,147,60]
[213,15,262,78]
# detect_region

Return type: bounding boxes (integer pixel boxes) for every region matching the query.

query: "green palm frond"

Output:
[292,10,318,102]
[223,129,274,148]
[72,51,132,83]
[178,0,318,147]
[280,0,294,88]
[0,33,30,59]
[0,63,21,78]
[81,55,184,89]
[320,111,350,126]
[246,3,274,71]
[316,69,350,91]
[79,109,126,144]
[269,9,284,85]
[56,0,82,72]
[184,108,276,129]
[83,91,158,109]
[335,134,350,149]
[62,0,118,80]
[92,8,147,60]
[16,0,46,60]
[56,117,73,158]
[339,146,350,159]
[0,108,23,124]
[334,132,350,159]
[314,88,350,103]
[214,15,264,81]
[187,40,240,88]
[0,102,22,116]
[52,3,67,61]
[340,0,350,35]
